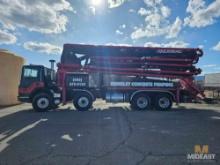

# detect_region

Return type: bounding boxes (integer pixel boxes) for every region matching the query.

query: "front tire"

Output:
[131,93,151,110]
[32,93,52,112]
[73,93,93,111]
[154,94,172,111]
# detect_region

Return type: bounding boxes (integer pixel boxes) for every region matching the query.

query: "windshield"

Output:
[23,68,38,78]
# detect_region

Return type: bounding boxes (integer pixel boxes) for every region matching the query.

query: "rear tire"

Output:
[154,94,172,111]
[131,93,151,110]
[32,93,52,112]
[73,93,93,111]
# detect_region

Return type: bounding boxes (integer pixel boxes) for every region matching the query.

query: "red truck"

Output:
[18,44,204,112]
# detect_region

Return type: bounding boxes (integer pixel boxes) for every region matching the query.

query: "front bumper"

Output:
[17,95,30,102]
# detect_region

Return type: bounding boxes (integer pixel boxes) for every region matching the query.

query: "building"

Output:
[204,73,220,88]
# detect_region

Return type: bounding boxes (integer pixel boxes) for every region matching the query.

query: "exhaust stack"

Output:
[49,60,56,70]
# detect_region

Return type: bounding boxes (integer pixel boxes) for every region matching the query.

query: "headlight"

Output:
[54,93,61,98]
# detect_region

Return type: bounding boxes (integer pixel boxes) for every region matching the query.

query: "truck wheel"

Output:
[155,94,172,111]
[32,93,52,112]
[131,94,151,110]
[73,93,93,111]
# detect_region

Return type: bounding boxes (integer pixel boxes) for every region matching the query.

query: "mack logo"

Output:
[187,145,215,162]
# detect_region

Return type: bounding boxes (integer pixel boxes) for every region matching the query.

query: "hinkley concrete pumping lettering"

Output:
[110,81,174,88]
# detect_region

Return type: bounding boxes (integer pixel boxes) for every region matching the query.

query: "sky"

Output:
[0,0,220,75]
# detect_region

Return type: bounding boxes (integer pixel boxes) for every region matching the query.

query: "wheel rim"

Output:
[78,97,89,108]
[137,97,148,109]
[37,97,49,109]
[159,97,170,109]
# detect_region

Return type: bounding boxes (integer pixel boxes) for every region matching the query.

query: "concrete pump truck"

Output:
[18,44,204,112]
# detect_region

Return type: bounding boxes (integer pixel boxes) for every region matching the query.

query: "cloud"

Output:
[115,24,126,35]
[138,8,150,16]
[184,0,220,28]
[119,24,126,29]
[129,9,136,13]
[213,42,220,51]
[198,45,204,49]
[143,0,162,6]
[131,0,182,39]
[0,0,73,34]
[203,64,217,68]
[160,6,171,18]
[105,42,132,46]
[144,42,161,47]
[116,30,123,35]
[166,17,182,39]
[144,41,189,48]
[23,42,62,55]
[0,29,17,44]
[108,0,127,8]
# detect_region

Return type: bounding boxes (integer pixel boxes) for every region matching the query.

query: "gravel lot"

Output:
[0,101,220,165]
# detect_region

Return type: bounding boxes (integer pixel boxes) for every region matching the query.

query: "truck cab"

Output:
[18,65,61,111]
